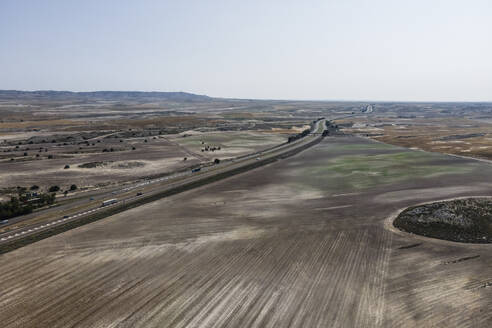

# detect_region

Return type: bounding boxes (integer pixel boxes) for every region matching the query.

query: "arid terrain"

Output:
[1,135,492,327]
[338,102,492,161]
[1,92,492,327]
[0,91,319,199]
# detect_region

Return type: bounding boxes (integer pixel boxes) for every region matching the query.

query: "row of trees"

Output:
[0,192,56,220]
[287,129,310,143]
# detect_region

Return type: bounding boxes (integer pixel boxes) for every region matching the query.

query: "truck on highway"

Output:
[191,167,201,173]
[101,199,118,207]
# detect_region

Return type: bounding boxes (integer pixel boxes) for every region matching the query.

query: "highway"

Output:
[0,119,327,248]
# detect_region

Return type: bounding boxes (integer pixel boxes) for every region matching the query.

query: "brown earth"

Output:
[340,116,492,161]
[1,136,491,327]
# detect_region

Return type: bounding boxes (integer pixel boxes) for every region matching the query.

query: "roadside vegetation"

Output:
[0,189,55,220]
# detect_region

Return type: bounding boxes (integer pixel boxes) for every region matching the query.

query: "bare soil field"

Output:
[171,131,286,160]
[0,130,289,192]
[0,91,324,197]
[1,136,491,327]
[339,114,492,161]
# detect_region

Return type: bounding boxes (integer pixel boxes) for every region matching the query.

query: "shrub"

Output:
[70,184,77,191]
[48,185,60,192]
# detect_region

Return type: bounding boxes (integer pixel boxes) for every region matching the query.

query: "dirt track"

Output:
[1,136,492,327]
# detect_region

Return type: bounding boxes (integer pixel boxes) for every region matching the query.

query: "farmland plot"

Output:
[1,137,492,327]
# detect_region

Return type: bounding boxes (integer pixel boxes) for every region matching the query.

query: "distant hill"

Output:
[0,90,212,102]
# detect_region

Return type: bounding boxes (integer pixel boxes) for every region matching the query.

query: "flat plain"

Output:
[2,136,492,327]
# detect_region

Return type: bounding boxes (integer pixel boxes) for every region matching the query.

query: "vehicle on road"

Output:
[136,192,143,196]
[63,215,69,218]
[191,167,201,173]
[0,219,8,224]
[101,199,118,207]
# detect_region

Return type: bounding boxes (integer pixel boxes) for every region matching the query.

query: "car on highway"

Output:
[0,219,8,224]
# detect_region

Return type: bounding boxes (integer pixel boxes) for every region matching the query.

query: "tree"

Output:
[214,158,220,164]
[64,164,70,169]
[49,185,60,192]
[70,184,77,191]
[30,185,39,190]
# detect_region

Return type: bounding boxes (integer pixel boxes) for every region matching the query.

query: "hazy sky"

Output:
[1,0,491,101]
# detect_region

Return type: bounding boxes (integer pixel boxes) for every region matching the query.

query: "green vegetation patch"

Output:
[299,150,473,191]
[394,198,492,243]
[177,132,284,149]
[325,142,396,151]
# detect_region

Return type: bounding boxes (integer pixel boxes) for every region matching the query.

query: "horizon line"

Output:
[1,89,491,104]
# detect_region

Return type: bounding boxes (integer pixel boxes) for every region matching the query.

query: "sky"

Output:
[1,0,491,101]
